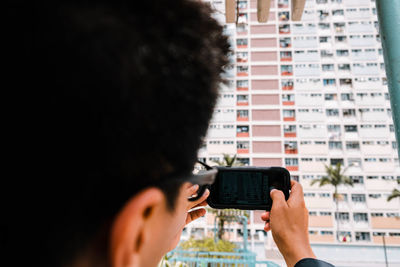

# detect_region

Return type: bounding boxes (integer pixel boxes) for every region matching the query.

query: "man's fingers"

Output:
[264,222,271,232]
[187,183,199,197]
[261,211,270,222]
[186,208,206,224]
[270,189,287,209]
[188,188,210,209]
[287,180,305,207]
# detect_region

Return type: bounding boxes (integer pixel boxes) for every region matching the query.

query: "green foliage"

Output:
[212,154,243,167]
[311,163,353,200]
[387,189,400,201]
[180,237,237,253]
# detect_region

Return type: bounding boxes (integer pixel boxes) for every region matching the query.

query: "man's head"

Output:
[30,1,229,266]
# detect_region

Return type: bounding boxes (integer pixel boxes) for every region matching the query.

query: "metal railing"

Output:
[165,250,281,267]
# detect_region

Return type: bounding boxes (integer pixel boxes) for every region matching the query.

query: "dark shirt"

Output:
[295,258,335,267]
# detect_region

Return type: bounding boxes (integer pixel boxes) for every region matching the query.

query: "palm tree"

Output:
[212,154,243,167]
[311,163,353,242]
[387,189,400,201]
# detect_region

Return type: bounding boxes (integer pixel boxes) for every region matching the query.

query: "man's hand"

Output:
[167,183,210,252]
[184,183,210,225]
[261,180,316,267]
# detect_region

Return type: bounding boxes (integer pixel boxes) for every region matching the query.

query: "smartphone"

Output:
[207,166,291,211]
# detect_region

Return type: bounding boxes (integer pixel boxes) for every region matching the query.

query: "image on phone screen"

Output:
[217,171,269,205]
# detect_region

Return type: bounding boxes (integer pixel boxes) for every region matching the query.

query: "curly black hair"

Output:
[22,0,229,265]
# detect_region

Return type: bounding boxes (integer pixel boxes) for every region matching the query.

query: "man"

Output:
[13,1,333,266]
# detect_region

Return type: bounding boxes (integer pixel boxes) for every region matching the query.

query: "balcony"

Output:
[281,65,293,76]
[281,80,294,90]
[237,80,249,91]
[286,166,299,171]
[237,148,249,154]
[284,132,296,137]
[237,116,249,122]
[167,250,280,266]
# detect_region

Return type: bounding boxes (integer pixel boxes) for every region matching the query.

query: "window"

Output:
[283,109,295,118]
[386,213,400,218]
[304,193,316,197]
[327,124,341,132]
[237,80,249,88]
[280,51,292,61]
[223,140,234,145]
[237,110,249,118]
[329,141,342,150]
[368,193,381,199]
[350,176,364,184]
[341,93,354,101]
[325,93,337,101]
[282,94,295,102]
[354,213,368,223]
[279,11,290,21]
[236,38,248,47]
[323,78,336,86]
[279,37,291,48]
[321,231,333,235]
[326,109,339,117]
[338,64,350,71]
[355,232,371,241]
[285,158,298,166]
[237,141,249,149]
[279,24,291,34]
[343,109,356,117]
[336,49,349,57]
[320,211,332,216]
[352,194,366,203]
[319,193,330,198]
[371,213,384,217]
[344,125,357,132]
[236,125,249,133]
[373,232,385,236]
[319,36,330,43]
[237,52,248,63]
[346,141,360,150]
[284,125,296,133]
[348,158,361,167]
[309,211,317,216]
[335,212,349,221]
[389,233,400,237]
[237,94,248,103]
[322,64,334,71]
[330,158,343,165]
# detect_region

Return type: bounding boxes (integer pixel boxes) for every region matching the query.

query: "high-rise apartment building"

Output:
[185,0,400,252]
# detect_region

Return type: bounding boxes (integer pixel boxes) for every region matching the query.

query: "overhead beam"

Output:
[257,0,271,23]
[225,0,235,23]
[291,0,305,21]
[376,0,400,157]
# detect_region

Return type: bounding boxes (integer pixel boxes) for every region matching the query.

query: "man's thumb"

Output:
[270,189,286,207]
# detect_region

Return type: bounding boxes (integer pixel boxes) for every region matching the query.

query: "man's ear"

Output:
[110,188,165,267]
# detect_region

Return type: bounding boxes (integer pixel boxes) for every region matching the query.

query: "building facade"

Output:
[185,0,400,250]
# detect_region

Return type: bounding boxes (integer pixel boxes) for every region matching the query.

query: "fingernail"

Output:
[204,189,210,196]
[192,184,199,190]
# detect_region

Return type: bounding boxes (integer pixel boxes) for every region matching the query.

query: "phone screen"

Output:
[216,171,269,205]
